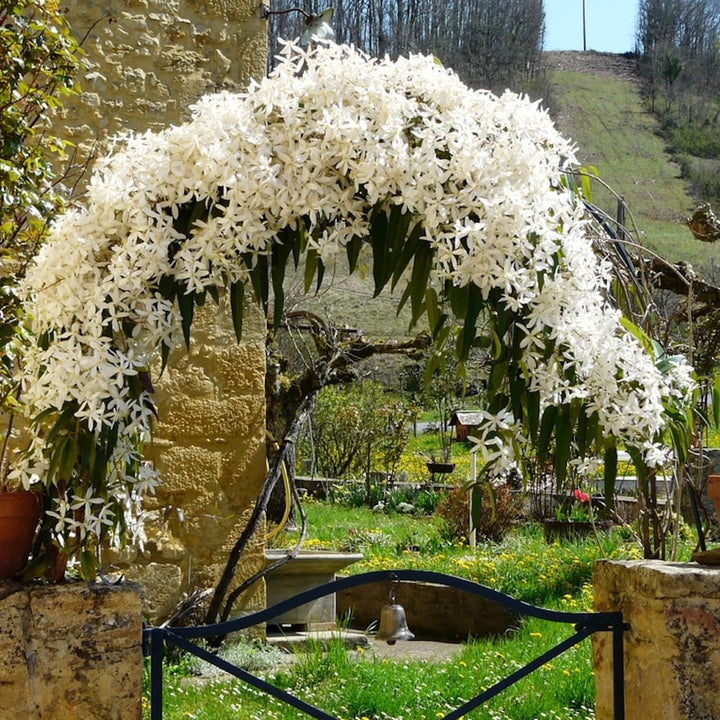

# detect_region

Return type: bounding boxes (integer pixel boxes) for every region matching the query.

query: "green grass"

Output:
[147,504,693,719]
[148,620,595,719]
[548,69,720,270]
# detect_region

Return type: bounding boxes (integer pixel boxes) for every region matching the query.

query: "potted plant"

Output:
[543,488,611,542]
[0,2,83,581]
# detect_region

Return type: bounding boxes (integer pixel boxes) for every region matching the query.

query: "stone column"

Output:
[593,559,720,720]
[57,1,270,624]
[117,299,268,625]
[0,581,143,720]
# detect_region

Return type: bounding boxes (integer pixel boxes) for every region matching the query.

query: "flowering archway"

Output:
[19,42,692,570]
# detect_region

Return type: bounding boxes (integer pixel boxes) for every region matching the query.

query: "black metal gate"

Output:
[143,569,627,719]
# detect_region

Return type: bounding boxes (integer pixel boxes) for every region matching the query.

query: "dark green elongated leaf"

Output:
[554,405,572,490]
[669,422,688,465]
[304,248,320,294]
[58,434,78,484]
[80,550,99,581]
[230,280,245,343]
[369,208,390,296]
[603,443,618,509]
[157,274,176,302]
[526,388,540,443]
[425,287,442,335]
[43,404,77,447]
[576,408,589,458]
[207,285,220,305]
[245,252,269,314]
[508,367,524,423]
[46,435,68,486]
[537,405,558,466]
[160,341,171,374]
[79,431,96,475]
[271,232,294,330]
[345,235,363,274]
[713,374,720,429]
[487,359,508,403]
[391,223,424,290]
[627,446,647,500]
[457,285,485,361]
[176,283,194,350]
[448,284,469,320]
[292,218,308,268]
[397,238,434,326]
[471,483,488,528]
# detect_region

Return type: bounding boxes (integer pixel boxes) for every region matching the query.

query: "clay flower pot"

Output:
[0,491,42,580]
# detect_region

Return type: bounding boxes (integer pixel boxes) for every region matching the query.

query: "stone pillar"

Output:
[57,1,270,625]
[109,299,268,625]
[593,559,720,720]
[0,581,143,720]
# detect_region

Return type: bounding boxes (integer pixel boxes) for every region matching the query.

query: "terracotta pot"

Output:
[0,491,42,580]
[707,474,720,520]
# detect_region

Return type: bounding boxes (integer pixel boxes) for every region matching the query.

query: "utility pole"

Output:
[582,0,587,51]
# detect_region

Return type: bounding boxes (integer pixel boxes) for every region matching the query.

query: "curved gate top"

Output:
[143,569,628,720]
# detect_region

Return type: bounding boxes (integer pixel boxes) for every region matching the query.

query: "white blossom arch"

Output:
[19,42,692,565]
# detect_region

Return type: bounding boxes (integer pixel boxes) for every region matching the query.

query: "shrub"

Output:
[436,483,522,543]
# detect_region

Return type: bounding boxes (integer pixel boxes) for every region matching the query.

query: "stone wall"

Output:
[593,559,720,720]
[64,0,268,153]
[108,300,268,624]
[57,1,269,623]
[0,581,143,720]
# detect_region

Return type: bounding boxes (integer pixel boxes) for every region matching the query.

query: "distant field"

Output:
[548,66,720,271]
[288,58,720,342]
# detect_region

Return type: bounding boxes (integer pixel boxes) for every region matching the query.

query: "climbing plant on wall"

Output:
[17,41,693,575]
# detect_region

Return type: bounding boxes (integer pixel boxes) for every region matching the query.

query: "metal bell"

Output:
[376,600,414,645]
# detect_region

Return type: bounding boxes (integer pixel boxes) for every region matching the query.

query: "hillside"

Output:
[290,52,719,342]
[545,50,717,269]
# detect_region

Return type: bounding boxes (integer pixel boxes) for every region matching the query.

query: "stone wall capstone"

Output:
[593,559,720,720]
[0,581,144,720]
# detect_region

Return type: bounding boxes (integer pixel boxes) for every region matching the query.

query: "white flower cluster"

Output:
[19,41,693,546]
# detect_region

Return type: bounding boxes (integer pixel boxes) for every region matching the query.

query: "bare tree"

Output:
[267,0,545,94]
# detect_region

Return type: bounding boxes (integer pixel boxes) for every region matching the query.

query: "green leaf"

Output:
[603,443,618,508]
[79,550,99,581]
[398,237,434,326]
[537,405,558,466]
[526,389,540,443]
[554,405,572,490]
[245,252,269,314]
[713,374,720,429]
[345,235,364,274]
[457,285,485,361]
[369,205,413,296]
[271,231,294,329]
[304,248,320,294]
[176,283,194,350]
[230,280,245,343]
[390,222,424,290]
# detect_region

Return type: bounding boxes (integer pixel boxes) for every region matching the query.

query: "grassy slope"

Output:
[548,66,720,269]
[290,61,720,338]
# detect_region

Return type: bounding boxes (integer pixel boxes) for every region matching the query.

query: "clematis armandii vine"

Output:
[17,41,693,560]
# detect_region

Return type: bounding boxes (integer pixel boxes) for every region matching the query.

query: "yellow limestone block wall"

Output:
[59,0,269,623]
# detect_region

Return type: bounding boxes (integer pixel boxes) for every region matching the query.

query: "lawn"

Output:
[145,498,686,720]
